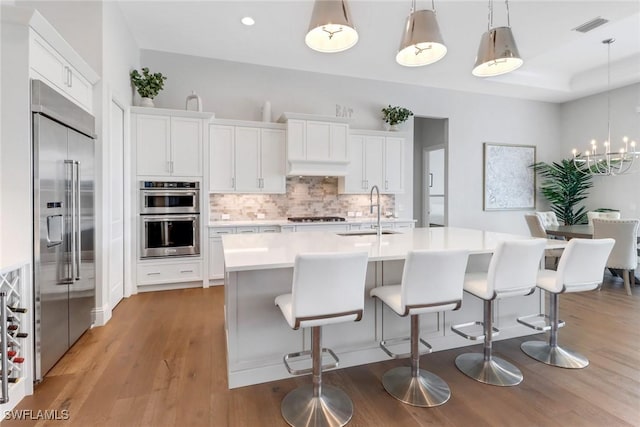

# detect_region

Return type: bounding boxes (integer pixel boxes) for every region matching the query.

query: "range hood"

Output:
[279,112,350,176]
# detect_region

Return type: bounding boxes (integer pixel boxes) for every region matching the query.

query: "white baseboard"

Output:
[92,303,113,327]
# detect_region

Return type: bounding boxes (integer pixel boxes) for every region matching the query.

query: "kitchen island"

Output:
[222,227,565,388]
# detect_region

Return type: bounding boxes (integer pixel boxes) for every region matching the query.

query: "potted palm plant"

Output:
[381,105,413,130]
[130,67,167,107]
[530,158,592,225]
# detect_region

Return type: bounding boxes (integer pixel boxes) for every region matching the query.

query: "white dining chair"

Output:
[536,211,560,227]
[592,218,639,296]
[524,214,564,268]
[587,211,621,226]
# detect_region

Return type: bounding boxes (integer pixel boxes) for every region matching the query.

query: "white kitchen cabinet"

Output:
[279,113,350,176]
[135,112,203,177]
[384,136,404,193]
[209,125,235,192]
[29,31,93,112]
[209,123,285,194]
[137,260,202,286]
[339,132,403,194]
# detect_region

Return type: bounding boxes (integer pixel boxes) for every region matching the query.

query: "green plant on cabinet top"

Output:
[381,105,413,126]
[130,67,167,99]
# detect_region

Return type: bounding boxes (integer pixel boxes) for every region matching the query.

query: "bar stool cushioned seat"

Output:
[370,249,469,407]
[275,251,369,427]
[452,239,546,386]
[519,238,614,368]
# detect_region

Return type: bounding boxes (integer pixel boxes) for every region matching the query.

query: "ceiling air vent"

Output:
[572,17,609,33]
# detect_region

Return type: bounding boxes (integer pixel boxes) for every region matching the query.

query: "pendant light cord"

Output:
[411,0,437,13]
[487,0,512,30]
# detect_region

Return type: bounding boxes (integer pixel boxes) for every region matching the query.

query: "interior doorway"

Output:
[413,117,448,227]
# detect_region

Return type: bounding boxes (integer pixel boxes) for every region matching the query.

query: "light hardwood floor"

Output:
[6,274,640,427]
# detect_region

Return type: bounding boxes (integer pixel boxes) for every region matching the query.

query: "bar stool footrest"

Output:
[283,347,340,375]
[517,313,565,332]
[451,321,499,341]
[379,336,432,359]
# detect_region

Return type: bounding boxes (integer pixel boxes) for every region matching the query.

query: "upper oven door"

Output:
[140,189,200,214]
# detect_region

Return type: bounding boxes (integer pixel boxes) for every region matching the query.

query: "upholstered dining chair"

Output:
[535,211,560,227]
[524,214,563,268]
[587,211,621,226]
[592,218,639,296]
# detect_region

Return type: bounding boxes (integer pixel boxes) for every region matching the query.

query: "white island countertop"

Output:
[209,218,416,227]
[222,227,565,272]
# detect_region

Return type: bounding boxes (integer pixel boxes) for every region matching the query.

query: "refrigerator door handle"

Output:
[74,161,81,281]
[65,160,76,282]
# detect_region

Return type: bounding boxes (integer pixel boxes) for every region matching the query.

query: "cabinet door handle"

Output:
[171,161,174,174]
[68,68,73,87]
[231,177,235,188]
[385,180,389,189]
[167,161,171,173]
[260,178,264,188]
[146,272,161,276]
[179,270,193,273]
[429,173,433,188]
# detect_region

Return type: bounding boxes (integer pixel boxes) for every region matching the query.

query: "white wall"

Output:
[16,0,102,72]
[560,83,640,219]
[141,49,562,234]
[0,19,31,268]
[94,1,139,322]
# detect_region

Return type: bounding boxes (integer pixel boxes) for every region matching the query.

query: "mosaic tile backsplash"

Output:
[210,177,395,220]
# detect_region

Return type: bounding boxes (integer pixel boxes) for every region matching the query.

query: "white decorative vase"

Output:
[261,100,272,122]
[139,97,154,108]
[387,123,399,131]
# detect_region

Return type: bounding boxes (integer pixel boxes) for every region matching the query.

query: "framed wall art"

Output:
[483,143,536,211]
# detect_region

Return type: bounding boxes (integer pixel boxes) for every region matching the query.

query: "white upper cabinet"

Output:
[209,125,235,192]
[384,136,404,193]
[134,110,204,177]
[209,122,286,194]
[339,132,404,194]
[260,129,287,193]
[279,113,350,176]
[29,31,93,113]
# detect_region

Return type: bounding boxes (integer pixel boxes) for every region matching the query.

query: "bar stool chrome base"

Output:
[521,341,589,369]
[281,384,353,427]
[381,366,451,407]
[455,353,523,386]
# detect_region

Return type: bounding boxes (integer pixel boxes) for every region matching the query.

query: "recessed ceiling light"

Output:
[241,16,255,26]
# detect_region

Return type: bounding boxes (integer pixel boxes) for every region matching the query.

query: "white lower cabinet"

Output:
[137,260,202,286]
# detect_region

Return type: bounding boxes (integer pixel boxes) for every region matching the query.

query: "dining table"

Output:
[545,224,640,284]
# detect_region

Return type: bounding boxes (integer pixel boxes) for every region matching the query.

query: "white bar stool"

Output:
[370,249,469,407]
[275,251,369,427]
[518,238,615,368]
[451,239,546,386]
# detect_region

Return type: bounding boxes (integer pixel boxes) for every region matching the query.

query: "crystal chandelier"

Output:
[572,39,639,176]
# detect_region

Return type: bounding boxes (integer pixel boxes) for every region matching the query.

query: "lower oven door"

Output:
[141,214,200,258]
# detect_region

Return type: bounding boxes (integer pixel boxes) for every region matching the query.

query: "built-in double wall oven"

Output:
[140,181,200,258]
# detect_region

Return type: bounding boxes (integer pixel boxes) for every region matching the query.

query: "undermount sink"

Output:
[336,230,398,236]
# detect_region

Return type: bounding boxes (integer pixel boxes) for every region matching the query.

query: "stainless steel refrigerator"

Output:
[31,80,96,381]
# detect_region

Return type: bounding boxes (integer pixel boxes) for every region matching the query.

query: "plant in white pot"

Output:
[381,105,413,130]
[130,67,167,107]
